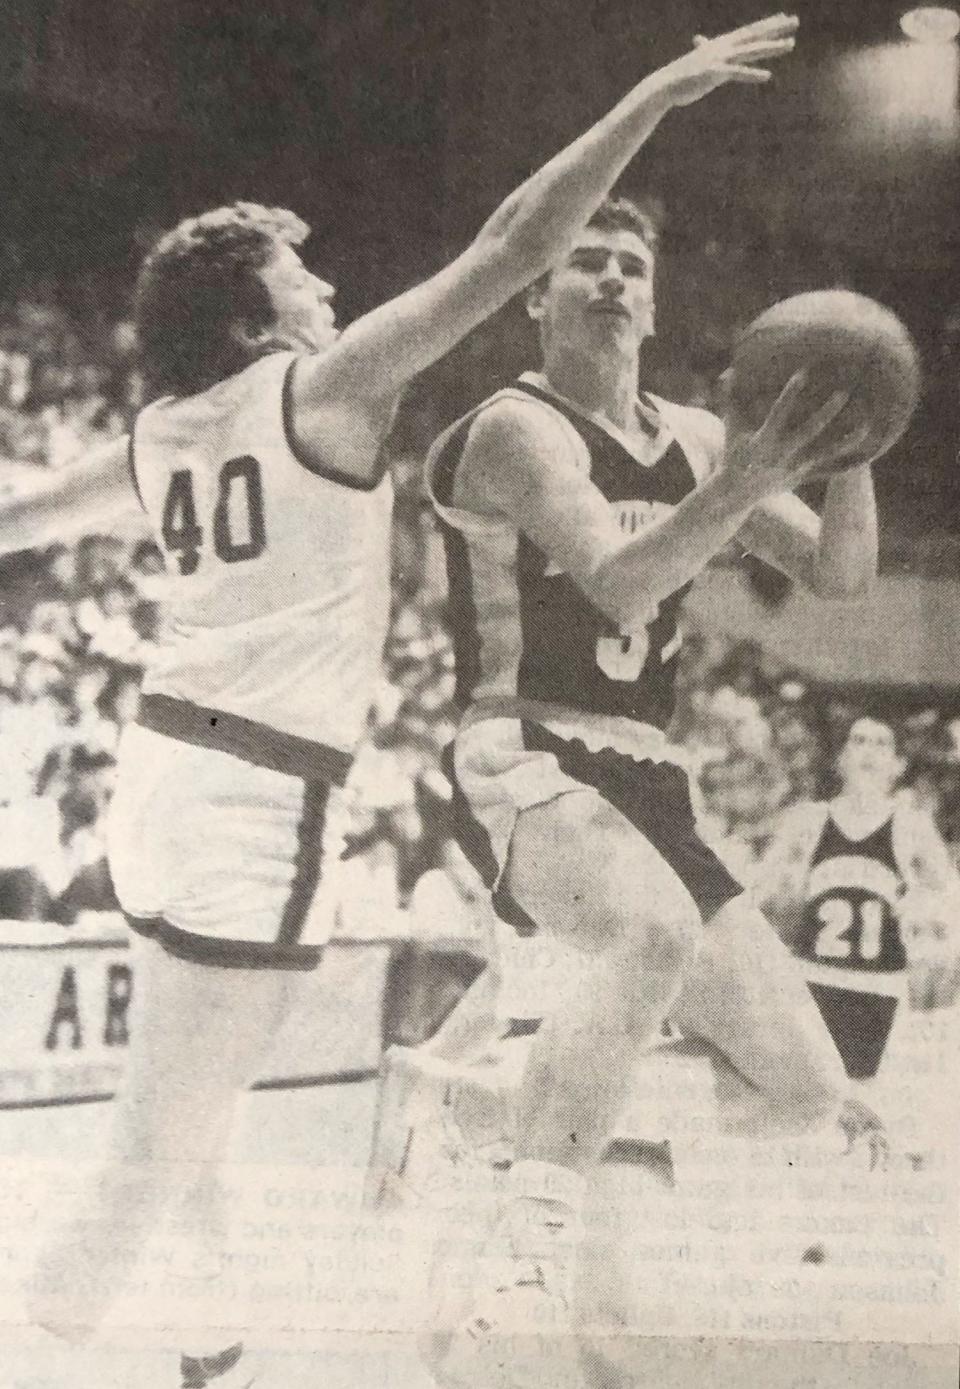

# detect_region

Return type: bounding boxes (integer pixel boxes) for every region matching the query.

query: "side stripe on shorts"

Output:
[277,779,331,948]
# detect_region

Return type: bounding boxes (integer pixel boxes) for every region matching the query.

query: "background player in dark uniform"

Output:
[757,716,960,1088]
[426,194,887,1368]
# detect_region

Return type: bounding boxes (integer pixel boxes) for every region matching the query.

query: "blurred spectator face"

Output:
[17,656,62,700]
[729,703,771,757]
[526,226,655,360]
[112,678,141,727]
[948,720,960,761]
[837,718,903,795]
[74,663,111,711]
[77,537,124,590]
[31,600,75,643]
[48,547,77,592]
[0,647,19,689]
[101,585,131,618]
[112,320,138,357]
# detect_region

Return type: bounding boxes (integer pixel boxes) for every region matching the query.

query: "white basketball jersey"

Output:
[131,350,392,754]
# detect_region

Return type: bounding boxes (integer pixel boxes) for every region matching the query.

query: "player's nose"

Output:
[598,260,625,294]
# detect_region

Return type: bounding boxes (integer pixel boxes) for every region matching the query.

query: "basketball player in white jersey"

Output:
[0,17,801,1385]
[756,715,960,1107]
[425,194,888,1372]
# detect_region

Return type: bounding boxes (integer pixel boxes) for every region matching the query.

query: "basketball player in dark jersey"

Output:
[757,716,960,1087]
[425,196,886,1371]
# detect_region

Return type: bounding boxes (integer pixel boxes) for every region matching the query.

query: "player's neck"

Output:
[834,786,895,821]
[541,346,638,432]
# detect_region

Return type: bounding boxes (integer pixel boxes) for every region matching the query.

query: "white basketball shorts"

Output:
[108,696,352,970]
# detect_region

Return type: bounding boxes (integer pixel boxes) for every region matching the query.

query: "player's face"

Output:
[838,719,901,791]
[530,227,655,356]
[258,243,339,353]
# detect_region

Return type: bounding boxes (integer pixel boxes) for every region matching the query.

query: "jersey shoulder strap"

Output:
[784,799,832,866]
[425,385,586,535]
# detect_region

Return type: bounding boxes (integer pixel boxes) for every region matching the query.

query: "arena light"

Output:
[900,7,960,43]
[832,34,960,153]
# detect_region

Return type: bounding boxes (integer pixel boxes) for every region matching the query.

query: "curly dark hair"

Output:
[133,202,311,399]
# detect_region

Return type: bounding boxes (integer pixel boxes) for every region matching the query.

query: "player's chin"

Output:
[587,310,639,342]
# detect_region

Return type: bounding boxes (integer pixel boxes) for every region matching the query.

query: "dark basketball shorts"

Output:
[447,716,743,935]
[799,958,909,1082]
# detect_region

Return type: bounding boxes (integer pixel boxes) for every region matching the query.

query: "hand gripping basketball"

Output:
[724,370,860,491]
[728,291,922,478]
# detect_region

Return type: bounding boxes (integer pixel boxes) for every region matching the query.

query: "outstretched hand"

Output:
[650,13,798,109]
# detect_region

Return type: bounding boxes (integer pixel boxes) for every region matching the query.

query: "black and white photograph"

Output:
[0,3,957,1387]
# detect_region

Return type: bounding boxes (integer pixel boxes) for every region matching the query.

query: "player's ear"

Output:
[525,276,548,323]
[230,316,273,351]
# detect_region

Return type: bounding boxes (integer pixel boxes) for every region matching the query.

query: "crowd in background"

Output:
[0,281,959,939]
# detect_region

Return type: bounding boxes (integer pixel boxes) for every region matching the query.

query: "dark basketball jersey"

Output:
[429,379,704,731]
[795,812,907,974]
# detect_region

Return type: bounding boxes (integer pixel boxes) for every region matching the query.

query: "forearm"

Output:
[479,76,673,273]
[813,466,877,599]
[0,491,63,557]
[0,443,135,556]
[594,467,765,629]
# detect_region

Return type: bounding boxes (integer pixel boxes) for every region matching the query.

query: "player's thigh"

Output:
[118,939,310,1163]
[670,897,844,1099]
[505,790,701,960]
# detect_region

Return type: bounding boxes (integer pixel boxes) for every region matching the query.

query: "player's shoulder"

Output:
[466,384,584,460]
[776,798,831,841]
[429,385,584,492]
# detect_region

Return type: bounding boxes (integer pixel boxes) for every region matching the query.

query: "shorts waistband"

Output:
[136,693,354,786]
[459,697,681,765]
[801,959,908,998]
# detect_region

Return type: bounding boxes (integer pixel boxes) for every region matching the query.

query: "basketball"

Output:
[727,290,921,474]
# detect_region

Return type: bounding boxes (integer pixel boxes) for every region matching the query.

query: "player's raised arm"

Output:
[0,436,137,557]
[298,15,798,419]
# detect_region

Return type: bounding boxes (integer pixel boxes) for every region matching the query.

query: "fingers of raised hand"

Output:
[788,390,851,458]
[696,16,797,63]
[718,14,799,44]
[756,368,811,435]
[832,421,873,462]
[718,66,773,84]
[733,36,797,60]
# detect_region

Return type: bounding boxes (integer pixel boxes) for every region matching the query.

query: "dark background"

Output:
[0,0,956,542]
